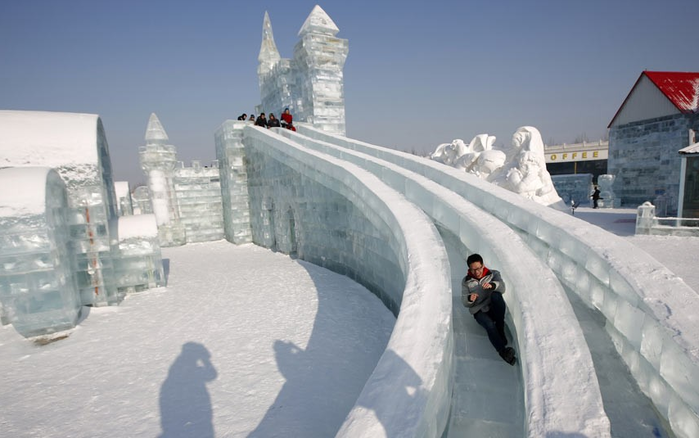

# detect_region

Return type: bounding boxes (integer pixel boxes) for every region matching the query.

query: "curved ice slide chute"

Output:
[276,128,610,437]
[296,125,699,438]
[243,126,453,437]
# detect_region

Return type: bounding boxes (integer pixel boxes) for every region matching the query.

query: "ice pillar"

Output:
[293,5,348,135]
[139,113,186,247]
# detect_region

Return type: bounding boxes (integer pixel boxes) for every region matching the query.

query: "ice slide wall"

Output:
[276,128,610,436]
[215,123,610,437]
[298,125,699,438]
[216,122,454,436]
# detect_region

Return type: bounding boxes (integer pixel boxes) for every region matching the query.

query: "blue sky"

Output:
[1,0,697,185]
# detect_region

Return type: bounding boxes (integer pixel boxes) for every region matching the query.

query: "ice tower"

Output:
[139,113,186,247]
[257,5,348,135]
[257,12,281,83]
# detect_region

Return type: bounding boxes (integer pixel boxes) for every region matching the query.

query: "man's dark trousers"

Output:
[473,292,507,352]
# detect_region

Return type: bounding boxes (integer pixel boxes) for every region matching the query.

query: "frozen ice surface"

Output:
[0,167,80,336]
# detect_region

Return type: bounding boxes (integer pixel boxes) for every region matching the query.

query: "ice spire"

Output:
[145,113,169,145]
[258,11,281,77]
[298,5,339,36]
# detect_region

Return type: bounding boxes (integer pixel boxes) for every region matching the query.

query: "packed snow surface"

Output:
[0,241,394,438]
[0,167,52,217]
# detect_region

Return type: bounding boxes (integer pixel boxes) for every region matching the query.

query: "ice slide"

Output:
[241,125,606,436]
[286,125,698,437]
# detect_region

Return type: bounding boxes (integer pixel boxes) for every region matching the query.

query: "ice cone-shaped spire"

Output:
[145,113,169,144]
[298,5,339,37]
[258,11,281,76]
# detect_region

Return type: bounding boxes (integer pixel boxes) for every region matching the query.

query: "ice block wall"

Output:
[214,121,253,244]
[278,128,611,437]
[0,110,119,307]
[236,124,453,437]
[174,160,224,243]
[0,167,81,337]
[298,125,699,438]
[113,214,165,294]
[551,173,593,206]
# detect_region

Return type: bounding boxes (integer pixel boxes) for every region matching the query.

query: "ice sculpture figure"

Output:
[0,167,81,336]
[0,110,119,306]
[257,6,348,135]
[472,149,506,179]
[430,139,468,166]
[114,214,165,293]
[597,174,617,208]
[430,134,498,173]
[114,181,133,216]
[491,127,567,210]
[139,113,186,247]
[430,128,566,208]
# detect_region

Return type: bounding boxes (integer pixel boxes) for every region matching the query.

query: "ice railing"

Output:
[278,128,610,436]
[636,202,699,237]
[243,126,453,437]
[298,125,699,438]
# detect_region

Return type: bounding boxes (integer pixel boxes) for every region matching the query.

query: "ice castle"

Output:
[2,5,699,438]
[257,5,348,135]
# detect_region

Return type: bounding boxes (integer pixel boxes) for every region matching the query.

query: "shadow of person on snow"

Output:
[159,342,217,438]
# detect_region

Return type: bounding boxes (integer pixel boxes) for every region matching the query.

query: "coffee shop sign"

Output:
[546,150,608,163]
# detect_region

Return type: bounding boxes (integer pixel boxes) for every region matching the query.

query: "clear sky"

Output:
[2,0,697,185]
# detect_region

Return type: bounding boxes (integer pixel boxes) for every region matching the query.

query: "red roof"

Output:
[644,71,699,113]
[608,71,699,127]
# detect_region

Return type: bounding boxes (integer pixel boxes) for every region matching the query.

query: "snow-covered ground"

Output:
[0,208,696,437]
[0,241,394,438]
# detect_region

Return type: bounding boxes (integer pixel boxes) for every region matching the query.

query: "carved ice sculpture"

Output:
[493,126,566,209]
[597,174,616,208]
[431,126,566,209]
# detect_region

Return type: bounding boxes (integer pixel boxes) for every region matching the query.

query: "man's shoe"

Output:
[499,347,517,366]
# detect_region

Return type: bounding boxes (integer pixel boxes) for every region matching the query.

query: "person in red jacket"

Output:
[281,108,293,128]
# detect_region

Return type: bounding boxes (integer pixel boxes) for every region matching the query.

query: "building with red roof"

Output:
[608,71,699,216]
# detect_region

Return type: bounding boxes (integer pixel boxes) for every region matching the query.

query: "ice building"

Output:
[0,167,80,337]
[0,110,120,307]
[608,71,699,215]
[257,6,348,135]
[0,110,166,336]
[137,113,224,244]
